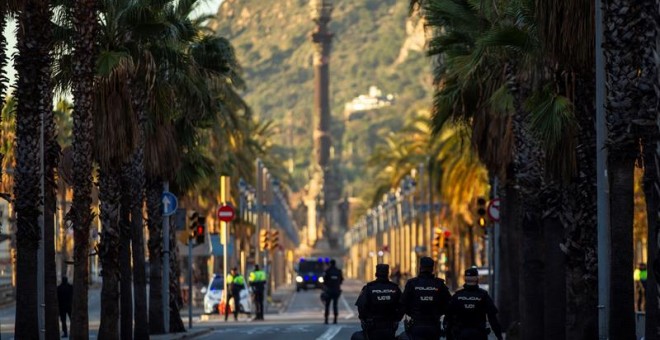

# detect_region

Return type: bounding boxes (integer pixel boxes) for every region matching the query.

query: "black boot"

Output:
[333,315,337,324]
[324,315,328,324]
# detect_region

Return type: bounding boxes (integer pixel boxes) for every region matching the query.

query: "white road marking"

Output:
[340,294,355,319]
[316,325,342,340]
[284,291,298,313]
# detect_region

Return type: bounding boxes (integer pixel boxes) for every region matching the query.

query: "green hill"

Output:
[212,0,433,199]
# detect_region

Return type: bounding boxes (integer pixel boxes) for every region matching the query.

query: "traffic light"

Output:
[270,230,280,250]
[432,227,442,258]
[477,197,487,227]
[259,229,269,251]
[195,216,206,244]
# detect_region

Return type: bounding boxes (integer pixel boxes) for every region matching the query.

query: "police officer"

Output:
[231,268,246,321]
[323,259,344,324]
[351,264,404,340]
[445,267,503,340]
[401,256,452,340]
[224,268,235,321]
[249,264,267,320]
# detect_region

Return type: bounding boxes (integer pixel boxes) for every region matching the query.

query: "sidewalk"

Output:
[151,326,215,339]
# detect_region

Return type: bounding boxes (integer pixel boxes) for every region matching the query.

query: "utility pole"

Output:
[162,181,170,333]
[255,159,263,266]
[595,0,610,338]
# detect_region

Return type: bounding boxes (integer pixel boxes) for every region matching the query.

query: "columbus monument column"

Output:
[305,0,334,248]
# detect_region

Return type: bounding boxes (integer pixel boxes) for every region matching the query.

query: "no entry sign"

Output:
[487,198,501,222]
[217,205,235,222]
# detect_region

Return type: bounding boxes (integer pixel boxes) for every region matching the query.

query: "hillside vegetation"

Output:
[213,0,433,200]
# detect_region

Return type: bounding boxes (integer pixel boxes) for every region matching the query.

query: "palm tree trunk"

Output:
[44,88,61,339]
[498,180,520,331]
[644,149,660,339]
[168,215,185,332]
[542,213,565,340]
[119,166,133,340]
[0,6,8,108]
[519,213,545,339]
[608,155,636,339]
[70,0,98,337]
[130,86,149,339]
[14,0,52,337]
[565,74,598,340]
[98,167,122,339]
[147,178,165,334]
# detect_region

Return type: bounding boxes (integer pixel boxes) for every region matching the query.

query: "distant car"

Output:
[202,274,252,315]
[295,257,329,292]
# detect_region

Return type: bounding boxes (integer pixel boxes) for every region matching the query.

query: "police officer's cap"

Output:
[375,264,389,278]
[419,257,434,268]
[465,267,479,277]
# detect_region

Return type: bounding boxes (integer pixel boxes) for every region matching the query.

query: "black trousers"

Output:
[232,290,241,319]
[324,292,340,320]
[60,309,70,335]
[224,293,234,321]
[254,290,264,319]
[453,328,488,340]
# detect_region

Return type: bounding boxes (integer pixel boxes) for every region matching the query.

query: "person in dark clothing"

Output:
[57,277,73,338]
[445,267,503,340]
[230,268,245,321]
[249,264,267,320]
[323,259,344,324]
[351,264,404,340]
[401,257,452,340]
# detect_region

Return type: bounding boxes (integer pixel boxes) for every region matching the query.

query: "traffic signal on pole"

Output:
[270,230,280,250]
[432,227,442,258]
[195,216,206,244]
[477,197,487,227]
[259,229,269,251]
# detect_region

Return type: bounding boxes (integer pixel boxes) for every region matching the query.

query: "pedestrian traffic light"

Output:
[195,216,206,244]
[259,229,269,251]
[432,227,442,258]
[270,230,280,250]
[477,197,487,227]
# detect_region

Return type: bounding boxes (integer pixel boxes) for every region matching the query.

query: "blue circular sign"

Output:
[161,192,178,217]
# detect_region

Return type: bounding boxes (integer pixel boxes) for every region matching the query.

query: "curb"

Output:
[277,289,295,314]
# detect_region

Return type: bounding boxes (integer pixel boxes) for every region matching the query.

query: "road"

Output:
[193,282,365,340]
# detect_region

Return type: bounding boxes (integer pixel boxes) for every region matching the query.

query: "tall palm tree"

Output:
[13,0,53,338]
[69,0,98,337]
[603,1,641,337]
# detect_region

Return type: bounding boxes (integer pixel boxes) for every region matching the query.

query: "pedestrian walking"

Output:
[445,267,503,340]
[322,259,344,324]
[391,265,402,288]
[635,262,648,311]
[224,268,235,321]
[231,268,246,321]
[401,256,451,340]
[249,264,267,320]
[351,264,404,340]
[57,276,73,338]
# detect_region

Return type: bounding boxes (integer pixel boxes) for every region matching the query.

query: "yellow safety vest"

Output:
[250,270,267,282]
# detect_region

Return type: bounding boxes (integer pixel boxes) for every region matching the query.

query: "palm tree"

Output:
[68,0,98,337]
[603,0,642,337]
[13,0,54,338]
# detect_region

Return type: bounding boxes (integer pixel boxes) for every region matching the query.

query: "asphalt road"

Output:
[193,281,366,340]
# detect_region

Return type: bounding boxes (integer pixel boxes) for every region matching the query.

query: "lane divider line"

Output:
[340,295,355,319]
[316,325,342,340]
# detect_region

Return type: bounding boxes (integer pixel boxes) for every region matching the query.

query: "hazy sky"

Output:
[2,0,224,97]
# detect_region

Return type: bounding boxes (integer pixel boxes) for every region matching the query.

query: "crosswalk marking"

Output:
[340,295,355,319]
[316,325,342,340]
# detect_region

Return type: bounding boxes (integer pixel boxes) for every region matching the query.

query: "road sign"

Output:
[162,192,178,217]
[487,198,501,222]
[217,205,235,222]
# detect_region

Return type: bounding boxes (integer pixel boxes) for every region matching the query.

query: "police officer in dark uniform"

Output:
[351,264,404,340]
[323,259,344,324]
[401,256,452,340]
[445,267,503,340]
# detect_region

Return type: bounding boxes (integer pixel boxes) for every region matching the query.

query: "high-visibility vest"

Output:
[250,270,267,282]
[233,274,245,286]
